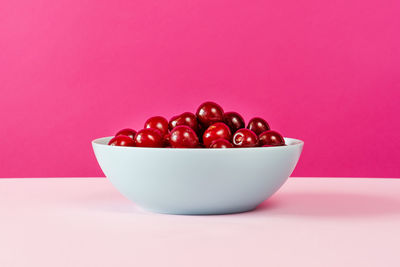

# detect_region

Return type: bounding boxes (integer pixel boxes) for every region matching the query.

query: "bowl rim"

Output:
[92,136,304,151]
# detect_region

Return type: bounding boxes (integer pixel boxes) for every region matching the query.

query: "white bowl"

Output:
[92,137,303,215]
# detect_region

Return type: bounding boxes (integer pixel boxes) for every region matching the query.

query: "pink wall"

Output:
[1,0,399,178]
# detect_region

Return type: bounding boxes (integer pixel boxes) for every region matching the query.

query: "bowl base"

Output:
[140,205,259,215]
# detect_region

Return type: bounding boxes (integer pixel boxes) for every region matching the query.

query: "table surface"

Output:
[1,178,399,267]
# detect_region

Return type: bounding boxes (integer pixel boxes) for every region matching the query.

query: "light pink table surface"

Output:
[1,178,399,267]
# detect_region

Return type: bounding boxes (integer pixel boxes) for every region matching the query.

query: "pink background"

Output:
[1,0,399,178]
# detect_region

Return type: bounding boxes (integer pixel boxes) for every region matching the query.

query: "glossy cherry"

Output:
[108,135,135,147]
[259,130,285,146]
[170,125,199,148]
[134,128,163,147]
[163,133,171,147]
[210,138,233,148]
[196,101,224,127]
[223,112,245,133]
[247,117,270,135]
[169,112,199,133]
[197,121,206,142]
[144,116,169,136]
[202,122,232,148]
[232,129,258,147]
[115,128,137,140]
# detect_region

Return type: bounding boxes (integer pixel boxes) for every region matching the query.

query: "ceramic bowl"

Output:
[92,137,303,215]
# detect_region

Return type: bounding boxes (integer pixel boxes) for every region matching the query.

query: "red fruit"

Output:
[203,122,232,148]
[163,133,171,147]
[259,130,285,146]
[108,135,135,147]
[170,125,199,148]
[196,101,224,127]
[135,128,163,147]
[232,129,258,147]
[115,128,137,139]
[223,112,245,133]
[169,112,199,133]
[210,138,233,148]
[247,117,270,135]
[144,116,169,136]
[197,121,206,142]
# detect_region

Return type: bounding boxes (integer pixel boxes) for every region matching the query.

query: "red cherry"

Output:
[144,116,169,136]
[169,112,199,133]
[223,112,245,133]
[210,138,233,148]
[203,122,232,147]
[247,117,270,135]
[196,101,224,127]
[108,135,135,147]
[259,130,285,146]
[232,129,258,147]
[135,128,163,147]
[163,133,171,147]
[197,121,206,142]
[170,125,199,148]
[115,128,137,140]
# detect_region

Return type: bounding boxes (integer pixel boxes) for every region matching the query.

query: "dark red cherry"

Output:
[223,112,245,133]
[163,133,171,147]
[134,128,163,147]
[196,101,224,127]
[247,117,270,135]
[170,125,199,148]
[232,129,258,147]
[115,128,137,139]
[259,130,285,146]
[203,122,232,148]
[108,135,135,147]
[169,112,199,133]
[144,116,169,136]
[197,121,206,142]
[210,138,233,148]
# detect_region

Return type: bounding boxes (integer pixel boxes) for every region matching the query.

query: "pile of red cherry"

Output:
[108,101,285,148]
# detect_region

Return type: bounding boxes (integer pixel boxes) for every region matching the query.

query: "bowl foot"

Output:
[140,205,259,215]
